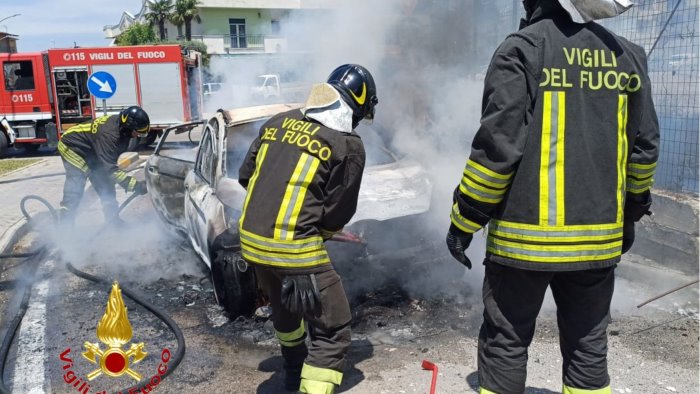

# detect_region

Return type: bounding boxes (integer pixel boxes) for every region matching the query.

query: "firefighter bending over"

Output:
[238,64,378,394]
[58,106,150,226]
[445,1,659,393]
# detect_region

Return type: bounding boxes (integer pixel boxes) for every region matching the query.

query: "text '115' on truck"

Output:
[0,44,204,157]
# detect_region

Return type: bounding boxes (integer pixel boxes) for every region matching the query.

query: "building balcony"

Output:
[191,34,288,55]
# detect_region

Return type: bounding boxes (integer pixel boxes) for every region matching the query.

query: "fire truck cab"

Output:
[0,45,203,157]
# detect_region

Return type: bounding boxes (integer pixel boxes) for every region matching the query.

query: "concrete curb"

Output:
[0,217,31,255]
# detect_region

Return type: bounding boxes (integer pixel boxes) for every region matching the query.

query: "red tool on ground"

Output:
[422,359,438,394]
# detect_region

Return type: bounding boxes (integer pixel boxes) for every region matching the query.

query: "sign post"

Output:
[87,71,117,115]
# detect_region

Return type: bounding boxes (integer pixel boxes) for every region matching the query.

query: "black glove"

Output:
[621,220,635,254]
[133,180,148,195]
[281,274,322,317]
[446,224,473,269]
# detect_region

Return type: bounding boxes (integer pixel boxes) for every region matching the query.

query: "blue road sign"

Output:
[87,71,117,100]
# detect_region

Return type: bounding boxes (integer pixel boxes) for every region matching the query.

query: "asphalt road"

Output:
[0,185,698,394]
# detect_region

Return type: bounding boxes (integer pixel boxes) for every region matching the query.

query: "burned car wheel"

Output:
[211,249,257,317]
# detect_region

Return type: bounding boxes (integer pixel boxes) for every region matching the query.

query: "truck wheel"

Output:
[211,250,257,318]
[0,132,7,158]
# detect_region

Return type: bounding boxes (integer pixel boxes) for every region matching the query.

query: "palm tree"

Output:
[144,0,174,41]
[172,0,200,41]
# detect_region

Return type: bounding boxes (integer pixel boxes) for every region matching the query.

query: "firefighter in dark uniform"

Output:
[58,106,150,226]
[238,64,378,394]
[445,1,659,393]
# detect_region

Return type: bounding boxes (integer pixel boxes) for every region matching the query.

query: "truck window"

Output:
[3,60,35,91]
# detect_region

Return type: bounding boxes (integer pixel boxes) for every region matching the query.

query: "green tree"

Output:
[115,22,157,46]
[172,0,201,41]
[145,0,174,41]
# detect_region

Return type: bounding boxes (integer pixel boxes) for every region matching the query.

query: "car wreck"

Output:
[145,103,433,317]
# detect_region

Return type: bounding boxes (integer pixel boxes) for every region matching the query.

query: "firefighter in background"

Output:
[58,106,150,226]
[445,0,659,393]
[238,64,378,394]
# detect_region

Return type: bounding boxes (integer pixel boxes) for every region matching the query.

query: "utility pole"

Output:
[512,0,520,30]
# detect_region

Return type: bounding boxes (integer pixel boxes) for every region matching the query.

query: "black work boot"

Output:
[284,364,302,391]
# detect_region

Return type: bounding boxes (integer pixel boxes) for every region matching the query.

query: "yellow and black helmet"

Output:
[119,106,150,135]
[327,64,378,128]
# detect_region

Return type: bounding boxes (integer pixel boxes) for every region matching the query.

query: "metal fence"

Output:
[603,0,699,194]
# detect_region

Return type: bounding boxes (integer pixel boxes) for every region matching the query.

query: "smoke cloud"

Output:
[203,0,503,301]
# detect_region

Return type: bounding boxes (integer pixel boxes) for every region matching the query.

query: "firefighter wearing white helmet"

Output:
[238,64,378,394]
[445,0,658,393]
[58,106,150,227]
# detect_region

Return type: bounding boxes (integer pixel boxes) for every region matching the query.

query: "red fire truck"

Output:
[0,44,203,157]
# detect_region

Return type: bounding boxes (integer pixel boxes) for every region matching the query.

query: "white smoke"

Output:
[201,0,497,300]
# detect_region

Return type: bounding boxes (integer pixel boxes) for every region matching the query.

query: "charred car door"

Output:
[145,122,203,231]
[183,114,227,267]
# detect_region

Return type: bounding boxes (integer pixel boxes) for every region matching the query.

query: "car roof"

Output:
[221,103,303,126]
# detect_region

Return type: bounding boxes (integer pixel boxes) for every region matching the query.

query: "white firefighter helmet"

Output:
[557,0,634,23]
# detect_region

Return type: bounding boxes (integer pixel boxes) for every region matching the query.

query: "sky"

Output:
[0,0,142,52]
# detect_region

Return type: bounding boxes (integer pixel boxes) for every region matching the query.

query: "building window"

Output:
[229,18,247,49]
[271,20,280,35]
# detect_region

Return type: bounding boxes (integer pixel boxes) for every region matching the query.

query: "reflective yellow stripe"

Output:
[629,162,656,170]
[540,91,552,225]
[450,204,482,234]
[563,384,612,394]
[287,156,320,236]
[112,170,128,183]
[299,379,335,394]
[628,161,656,185]
[480,388,498,394]
[491,237,621,252]
[461,176,508,196]
[490,221,622,243]
[617,95,629,222]
[460,160,512,205]
[540,91,566,226]
[240,228,324,247]
[555,91,566,226]
[488,219,623,263]
[466,159,513,181]
[57,141,88,172]
[491,219,621,232]
[239,143,269,226]
[487,245,620,263]
[240,233,325,254]
[127,177,136,192]
[627,177,653,188]
[275,153,320,240]
[277,322,306,347]
[62,123,92,136]
[240,245,330,268]
[460,185,504,204]
[627,182,653,194]
[301,363,343,386]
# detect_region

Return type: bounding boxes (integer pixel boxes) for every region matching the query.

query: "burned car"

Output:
[145,104,433,317]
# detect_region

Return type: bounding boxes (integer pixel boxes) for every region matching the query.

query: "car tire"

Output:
[0,132,7,158]
[211,249,257,318]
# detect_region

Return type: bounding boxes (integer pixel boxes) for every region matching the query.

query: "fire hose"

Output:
[0,192,186,394]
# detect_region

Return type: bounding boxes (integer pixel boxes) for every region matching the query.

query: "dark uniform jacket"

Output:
[451,1,659,271]
[58,115,137,192]
[239,109,365,273]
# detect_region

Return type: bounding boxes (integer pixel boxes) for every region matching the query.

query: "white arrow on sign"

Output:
[90,76,113,93]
